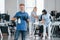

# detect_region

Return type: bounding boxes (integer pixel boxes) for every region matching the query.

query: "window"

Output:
[25,0,44,16]
[0,0,5,13]
[25,0,35,16]
[25,0,35,7]
[36,0,44,15]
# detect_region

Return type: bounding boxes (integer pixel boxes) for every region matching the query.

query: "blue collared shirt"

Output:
[14,11,29,31]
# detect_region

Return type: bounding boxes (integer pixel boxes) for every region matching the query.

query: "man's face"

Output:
[19,6,25,11]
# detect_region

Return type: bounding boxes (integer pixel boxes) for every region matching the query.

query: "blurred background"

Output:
[0,0,60,40]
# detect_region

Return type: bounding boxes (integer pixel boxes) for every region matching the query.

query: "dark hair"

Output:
[19,4,25,6]
[34,7,37,9]
[42,9,47,14]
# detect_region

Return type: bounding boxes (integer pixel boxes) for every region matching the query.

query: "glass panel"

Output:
[25,0,35,7]
[25,8,33,16]
[0,0,5,13]
[36,0,44,15]
[25,0,44,15]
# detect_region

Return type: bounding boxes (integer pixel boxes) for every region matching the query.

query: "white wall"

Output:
[5,0,17,19]
[44,0,60,13]
[0,0,5,13]
[44,0,56,13]
[5,0,60,19]
[17,0,60,14]
[5,0,25,19]
[56,0,60,12]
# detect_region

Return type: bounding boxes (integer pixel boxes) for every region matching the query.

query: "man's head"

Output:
[19,4,25,12]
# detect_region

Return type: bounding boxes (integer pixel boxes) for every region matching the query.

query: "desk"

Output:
[0,23,7,40]
[0,22,11,40]
[51,21,60,26]
[51,21,60,32]
[29,21,60,39]
[29,21,43,38]
[51,21,60,38]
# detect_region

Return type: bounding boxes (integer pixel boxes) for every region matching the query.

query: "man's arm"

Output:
[11,18,16,21]
[11,12,18,21]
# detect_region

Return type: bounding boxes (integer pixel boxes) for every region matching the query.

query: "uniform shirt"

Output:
[30,11,37,23]
[42,13,51,27]
[14,11,29,31]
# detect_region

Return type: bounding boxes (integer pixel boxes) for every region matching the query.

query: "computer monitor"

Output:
[2,14,10,21]
[56,13,60,18]
[50,11,55,16]
[0,14,2,19]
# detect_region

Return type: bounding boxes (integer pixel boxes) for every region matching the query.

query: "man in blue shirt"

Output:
[12,4,29,40]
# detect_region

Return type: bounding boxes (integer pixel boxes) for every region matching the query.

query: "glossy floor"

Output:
[0,35,60,40]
